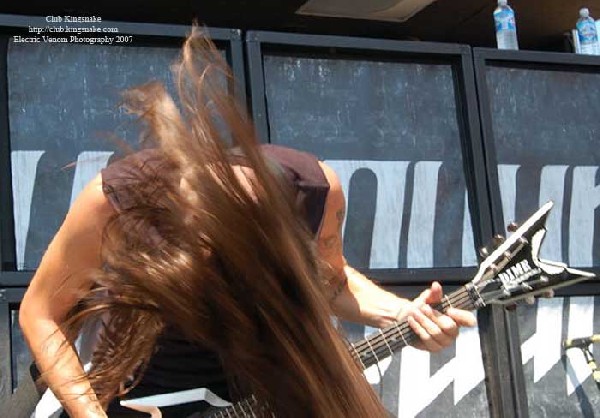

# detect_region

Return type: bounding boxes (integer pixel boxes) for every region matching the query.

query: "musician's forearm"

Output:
[330,264,409,328]
[22,317,107,418]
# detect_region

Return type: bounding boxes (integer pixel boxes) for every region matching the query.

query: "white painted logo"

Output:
[497,259,541,290]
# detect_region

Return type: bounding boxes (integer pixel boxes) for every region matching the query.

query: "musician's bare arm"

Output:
[316,162,476,351]
[19,174,113,417]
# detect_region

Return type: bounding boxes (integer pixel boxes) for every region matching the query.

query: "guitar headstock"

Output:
[470,201,595,306]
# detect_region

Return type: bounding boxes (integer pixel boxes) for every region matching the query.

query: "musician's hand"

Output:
[397,282,476,352]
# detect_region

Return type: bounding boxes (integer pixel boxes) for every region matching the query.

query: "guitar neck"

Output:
[205,201,598,417]
[207,284,481,417]
[350,283,480,370]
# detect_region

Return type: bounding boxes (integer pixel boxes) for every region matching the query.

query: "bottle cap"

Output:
[498,0,508,6]
[580,8,590,18]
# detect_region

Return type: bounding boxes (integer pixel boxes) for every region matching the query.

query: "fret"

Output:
[365,330,395,363]
[351,344,366,369]
[244,398,257,418]
[365,337,380,363]
[211,406,226,418]
[379,329,393,357]
[461,288,478,311]
[233,402,247,417]
[396,322,409,348]
[444,294,453,309]
[466,283,486,309]
[437,288,475,312]
[209,283,482,417]
[232,400,242,417]
[348,285,480,371]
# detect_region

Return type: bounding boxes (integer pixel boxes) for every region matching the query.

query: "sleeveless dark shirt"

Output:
[100,144,329,416]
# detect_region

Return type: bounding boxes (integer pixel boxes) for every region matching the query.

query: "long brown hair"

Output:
[62,28,387,417]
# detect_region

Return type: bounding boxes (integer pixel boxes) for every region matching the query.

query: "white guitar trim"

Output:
[120,387,232,408]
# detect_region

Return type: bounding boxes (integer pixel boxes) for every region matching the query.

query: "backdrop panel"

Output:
[247,31,495,418]
[8,41,180,271]
[475,48,600,418]
[1,16,244,275]
[517,297,600,416]
[0,16,244,401]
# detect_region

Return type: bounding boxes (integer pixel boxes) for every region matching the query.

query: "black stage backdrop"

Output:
[7,41,180,271]
[478,53,600,417]
[7,38,489,417]
[4,37,600,418]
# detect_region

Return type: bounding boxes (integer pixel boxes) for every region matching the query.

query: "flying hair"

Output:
[57,26,387,417]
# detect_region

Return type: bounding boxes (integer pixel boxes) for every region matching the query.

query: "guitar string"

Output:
[379,328,393,354]
[245,398,257,418]
[363,291,476,361]
[211,251,553,416]
[210,397,255,418]
[352,297,469,357]
[352,289,475,360]
[353,313,470,364]
[209,288,479,416]
[364,336,380,363]
[351,288,476,362]
[352,286,473,354]
[354,312,468,365]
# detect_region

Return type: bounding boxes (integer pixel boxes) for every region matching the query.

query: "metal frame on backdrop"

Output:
[0,287,26,405]
[245,31,522,417]
[473,47,600,295]
[0,15,246,401]
[0,36,13,275]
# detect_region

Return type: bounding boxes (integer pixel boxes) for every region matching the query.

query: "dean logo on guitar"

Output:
[497,259,540,289]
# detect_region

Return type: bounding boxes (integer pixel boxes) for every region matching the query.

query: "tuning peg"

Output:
[493,235,506,247]
[479,247,489,258]
[507,222,519,233]
[489,264,499,275]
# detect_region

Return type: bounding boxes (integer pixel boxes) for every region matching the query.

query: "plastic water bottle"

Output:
[576,8,599,55]
[494,0,519,50]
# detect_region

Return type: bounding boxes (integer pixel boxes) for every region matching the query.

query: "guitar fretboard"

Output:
[207,283,481,417]
[350,284,480,369]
